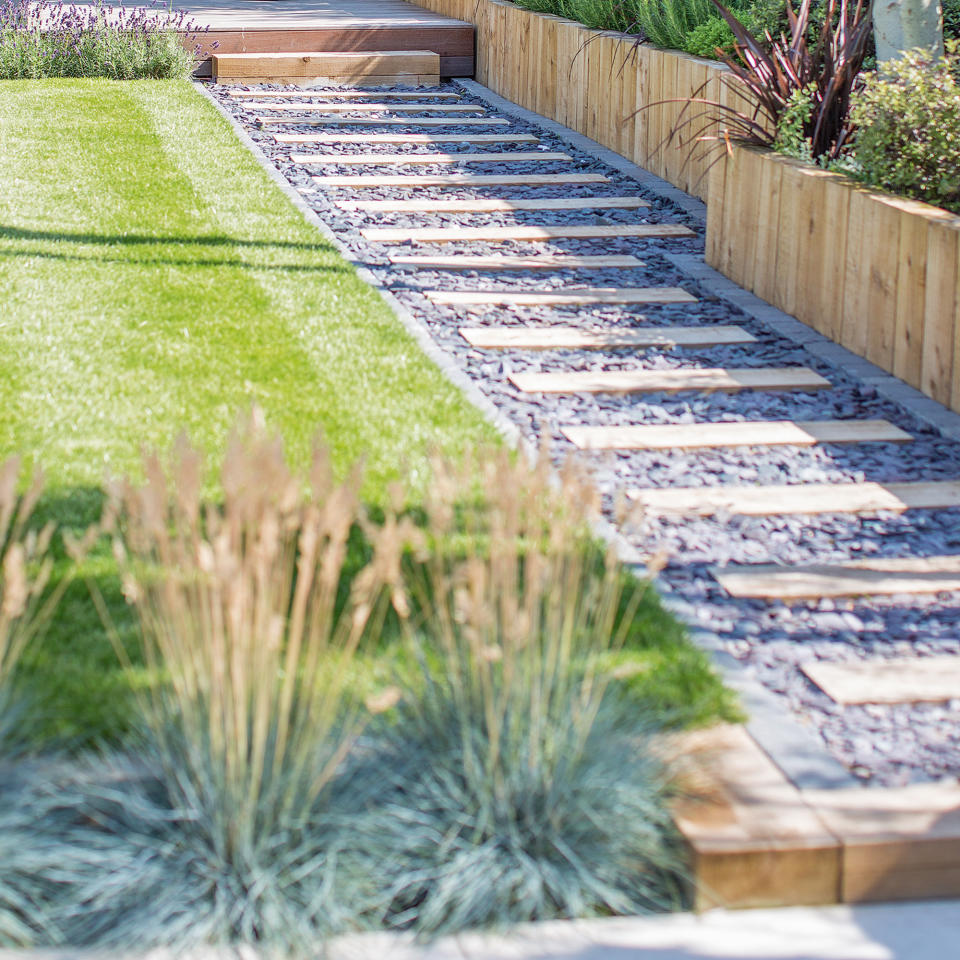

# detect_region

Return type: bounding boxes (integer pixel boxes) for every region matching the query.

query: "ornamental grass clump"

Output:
[357,449,683,936]
[41,419,389,951]
[0,0,203,79]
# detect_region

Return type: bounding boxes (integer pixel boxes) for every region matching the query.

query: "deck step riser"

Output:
[212,50,442,84]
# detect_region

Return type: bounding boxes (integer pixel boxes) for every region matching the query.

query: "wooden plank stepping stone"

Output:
[800,655,960,704]
[362,223,694,242]
[276,133,538,145]
[291,150,572,165]
[563,419,912,451]
[231,90,463,99]
[715,557,960,602]
[628,480,960,516]
[338,195,650,212]
[511,366,830,394]
[258,117,510,126]
[391,254,644,270]
[246,102,485,113]
[428,287,696,307]
[461,325,754,349]
[312,173,609,188]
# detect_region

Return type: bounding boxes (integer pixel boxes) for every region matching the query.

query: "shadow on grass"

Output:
[0,224,356,273]
[0,224,338,253]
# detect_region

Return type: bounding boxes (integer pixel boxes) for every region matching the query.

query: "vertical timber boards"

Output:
[405,0,736,199]
[706,142,960,418]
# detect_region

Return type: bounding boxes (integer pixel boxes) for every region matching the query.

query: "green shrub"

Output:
[845,44,960,213]
[683,15,736,56]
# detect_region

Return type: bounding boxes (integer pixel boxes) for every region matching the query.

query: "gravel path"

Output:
[211,80,960,787]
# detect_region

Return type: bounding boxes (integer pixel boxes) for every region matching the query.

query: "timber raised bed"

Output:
[707,144,960,416]
[407,0,734,199]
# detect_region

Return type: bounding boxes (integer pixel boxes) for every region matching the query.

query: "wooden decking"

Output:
[173,0,474,77]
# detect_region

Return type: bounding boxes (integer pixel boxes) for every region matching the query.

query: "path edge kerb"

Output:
[197,77,853,793]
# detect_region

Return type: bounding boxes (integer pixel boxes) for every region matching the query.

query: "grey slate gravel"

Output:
[211,81,960,788]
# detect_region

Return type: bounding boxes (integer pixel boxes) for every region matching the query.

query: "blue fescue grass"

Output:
[351,451,686,935]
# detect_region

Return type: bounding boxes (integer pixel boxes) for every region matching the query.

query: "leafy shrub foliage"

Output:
[842,44,960,213]
[355,450,684,935]
[0,0,204,79]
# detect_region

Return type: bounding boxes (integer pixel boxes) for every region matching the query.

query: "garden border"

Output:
[708,144,960,419]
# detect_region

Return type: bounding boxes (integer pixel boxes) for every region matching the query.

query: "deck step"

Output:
[393,254,644,270]
[511,367,829,394]
[800,655,960,704]
[427,287,696,307]
[278,133,538,144]
[628,480,960,516]
[715,557,960,602]
[212,51,442,85]
[291,150,571,165]
[230,90,463,100]
[312,173,607,187]
[563,419,911,451]
[460,325,753,349]
[363,223,693,241]
[339,195,650,212]
[258,116,509,126]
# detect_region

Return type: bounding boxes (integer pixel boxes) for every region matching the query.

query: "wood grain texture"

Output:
[563,418,910,451]
[800,655,960,703]
[231,90,463,99]
[706,143,960,417]
[391,253,644,269]
[291,150,570,163]
[313,172,606,186]
[511,366,829,393]
[278,133,537,143]
[258,116,509,125]
[361,223,693,241]
[337,195,649,210]
[460,324,751,349]
[245,100,481,111]
[427,286,696,305]
[629,480,960,516]
[717,557,960,602]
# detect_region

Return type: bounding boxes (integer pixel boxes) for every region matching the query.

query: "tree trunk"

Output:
[873,0,945,63]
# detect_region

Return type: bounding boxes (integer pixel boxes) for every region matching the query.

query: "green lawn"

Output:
[0,79,737,745]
